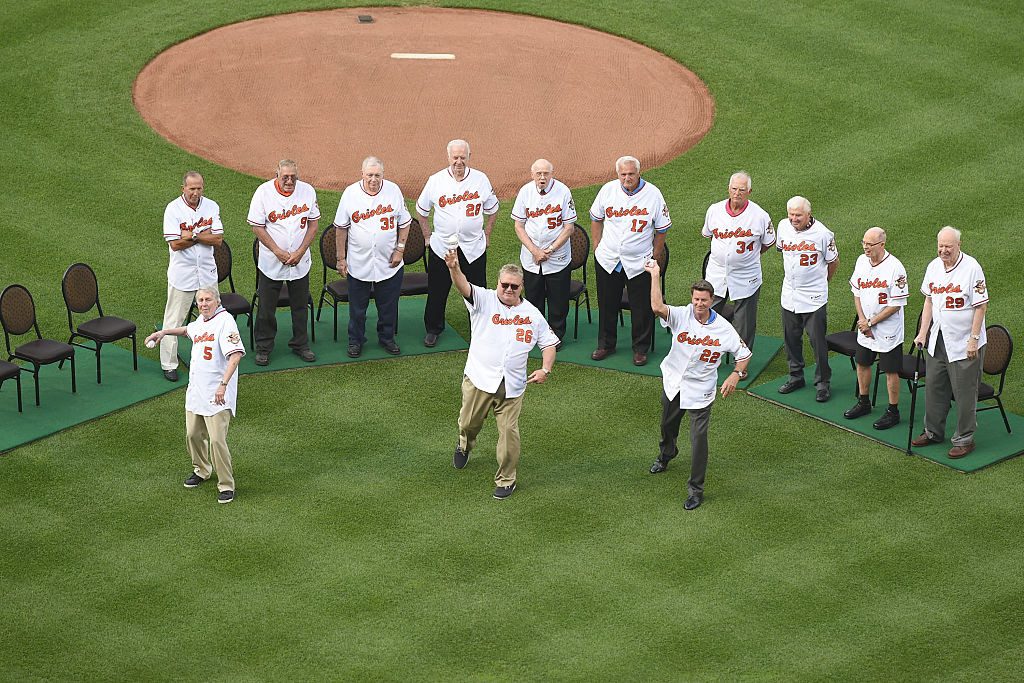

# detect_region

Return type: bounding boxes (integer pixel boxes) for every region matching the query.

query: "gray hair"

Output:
[865,226,887,242]
[447,139,470,156]
[531,158,554,173]
[362,156,384,172]
[787,196,811,213]
[196,286,221,304]
[615,155,641,174]
[498,263,524,281]
[938,225,962,242]
[730,171,751,190]
[277,158,299,174]
[182,171,203,185]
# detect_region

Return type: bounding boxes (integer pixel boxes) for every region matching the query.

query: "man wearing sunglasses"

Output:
[444,249,558,499]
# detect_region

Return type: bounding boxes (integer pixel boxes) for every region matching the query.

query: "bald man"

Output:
[511,159,577,343]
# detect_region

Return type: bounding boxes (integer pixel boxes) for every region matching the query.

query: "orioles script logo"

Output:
[780,240,817,252]
[193,332,216,343]
[929,282,962,294]
[526,204,562,219]
[712,227,753,240]
[438,191,480,208]
[606,206,649,218]
[676,331,722,346]
[180,217,213,233]
[352,204,395,223]
[492,314,532,325]
[268,204,310,223]
[857,277,888,289]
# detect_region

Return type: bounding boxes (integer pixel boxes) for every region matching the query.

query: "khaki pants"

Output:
[458,376,523,486]
[186,409,234,492]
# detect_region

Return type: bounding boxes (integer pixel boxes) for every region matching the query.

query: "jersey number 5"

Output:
[203,346,213,360]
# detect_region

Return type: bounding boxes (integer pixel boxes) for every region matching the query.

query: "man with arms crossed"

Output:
[445,251,558,500]
[843,227,908,430]
[701,171,775,352]
[333,156,412,357]
[911,226,988,459]
[590,155,671,366]
[511,158,577,344]
[776,196,839,402]
[161,171,223,382]
[416,139,499,347]
[248,159,320,366]
[647,267,751,511]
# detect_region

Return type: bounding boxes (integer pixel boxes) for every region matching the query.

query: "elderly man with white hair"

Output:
[332,156,412,357]
[416,139,499,347]
[589,155,672,366]
[146,286,245,504]
[776,195,839,402]
[911,226,988,459]
[511,158,577,343]
[701,170,775,353]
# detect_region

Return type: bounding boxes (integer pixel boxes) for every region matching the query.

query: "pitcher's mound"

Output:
[134,7,714,198]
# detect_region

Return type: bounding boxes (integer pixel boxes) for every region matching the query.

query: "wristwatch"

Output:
[541,368,552,376]
[970,334,981,340]
[733,369,748,380]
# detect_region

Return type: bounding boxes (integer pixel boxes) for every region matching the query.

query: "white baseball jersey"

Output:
[417,167,499,263]
[660,305,751,410]
[850,251,909,352]
[247,178,321,281]
[511,178,577,275]
[163,195,222,291]
[921,251,988,361]
[332,179,412,283]
[184,307,245,417]
[590,178,671,278]
[702,198,775,299]
[462,285,559,399]
[777,217,838,313]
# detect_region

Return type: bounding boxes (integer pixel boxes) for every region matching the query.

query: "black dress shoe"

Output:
[380,340,401,355]
[163,369,179,382]
[424,332,439,347]
[816,387,831,402]
[873,409,900,430]
[778,378,805,394]
[844,401,871,419]
[254,351,270,366]
[650,458,668,474]
[347,344,362,358]
[684,495,703,510]
[293,348,316,362]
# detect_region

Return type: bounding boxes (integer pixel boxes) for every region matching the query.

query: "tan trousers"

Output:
[459,376,523,486]
[186,409,234,492]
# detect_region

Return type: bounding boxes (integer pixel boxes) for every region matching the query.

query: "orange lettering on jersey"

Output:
[856,277,888,289]
[351,203,395,224]
[929,282,962,294]
[525,204,562,219]
[438,191,480,208]
[711,227,753,240]
[675,331,722,346]
[491,313,532,326]
[779,240,817,252]
[605,206,649,218]
[193,332,216,343]
[267,204,310,223]
[179,217,213,233]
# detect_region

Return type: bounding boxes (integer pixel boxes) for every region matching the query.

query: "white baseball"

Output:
[146,339,157,349]
[447,235,459,248]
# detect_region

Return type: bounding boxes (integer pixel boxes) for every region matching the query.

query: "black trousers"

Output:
[595,262,653,353]
[424,248,486,335]
[255,270,310,353]
[523,266,570,341]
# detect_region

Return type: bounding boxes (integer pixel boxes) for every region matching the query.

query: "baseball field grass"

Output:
[2,0,1023,679]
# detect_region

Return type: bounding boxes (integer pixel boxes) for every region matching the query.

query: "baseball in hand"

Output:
[146,339,157,349]
[447,235,459,249]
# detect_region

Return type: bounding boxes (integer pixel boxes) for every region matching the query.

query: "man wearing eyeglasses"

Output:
[843,227,908,430]
[444,249,558,500]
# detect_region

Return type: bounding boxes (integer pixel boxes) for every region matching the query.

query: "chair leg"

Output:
[70,353,76,394]
[131,333,138,371]
[95,343,103,384]
[997,398,1011,433]
[871,365,881,406]
[15,372,22,413]
[309,303,316,343]
[333,301,338,342]
[585,295,591,323]
[906,379,917,456]
[573,300,579,340]
[33,365,41,406]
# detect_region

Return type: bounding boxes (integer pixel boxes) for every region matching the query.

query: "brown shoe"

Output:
[948,442,976,459]
[633,351,648,366]
[591,347,614,361]
[911,432,942,447]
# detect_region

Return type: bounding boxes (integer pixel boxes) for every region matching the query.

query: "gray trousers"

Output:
[659,391,712,498]
[781,304,831,389]
[923,331,984,447]
[713,285,760,352]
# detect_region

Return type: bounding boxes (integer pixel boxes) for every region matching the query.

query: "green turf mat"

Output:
[178,297,468,375]
[533,311,782,389]
[0,346,176,453]
[749,355,1024,472]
